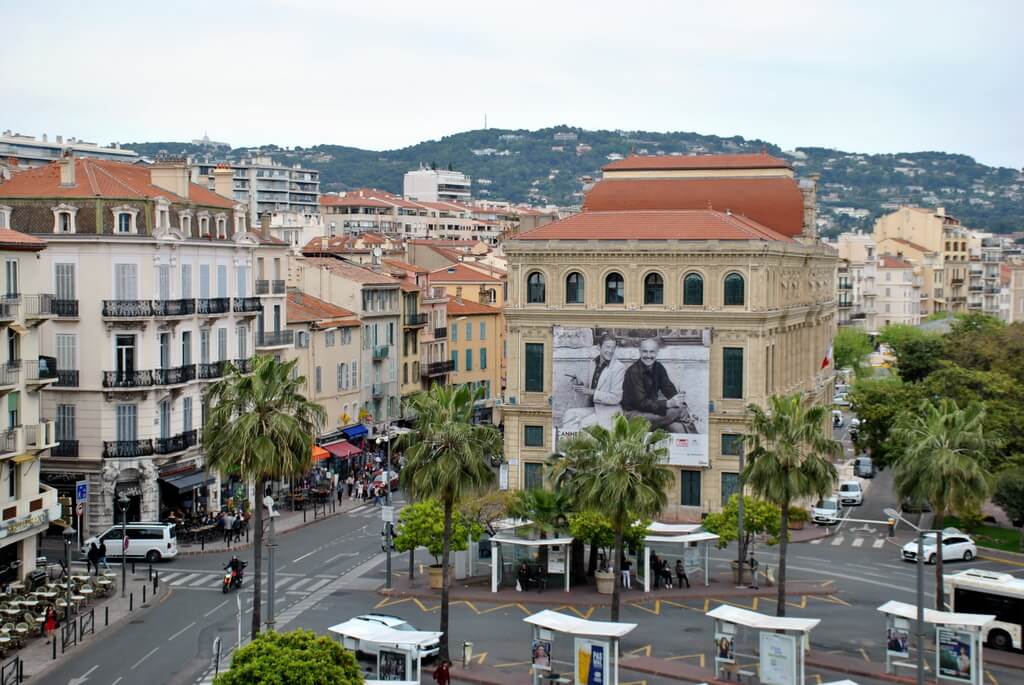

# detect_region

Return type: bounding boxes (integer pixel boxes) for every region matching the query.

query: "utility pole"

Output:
[264,496,279,632]
[736,447,745,587]
[378,426,393,590]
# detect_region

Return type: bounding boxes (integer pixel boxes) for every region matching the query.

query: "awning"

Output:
[12,453,36,464]
[524,610,637,638]
[324,441,362,460]
[706,605,820,633]
[341,424,368,441]
[328,619,442,650]
[160,470,215,493]
[312,446,330,462]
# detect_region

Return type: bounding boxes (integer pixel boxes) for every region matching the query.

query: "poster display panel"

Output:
[937,627,973,683]
[886,617,911,658]
[532,639,552,671]
[759,632,797,685]
[574,637,609,685]
[377,649,408,681]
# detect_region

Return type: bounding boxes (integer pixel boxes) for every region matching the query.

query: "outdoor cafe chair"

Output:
[22,614,41,637]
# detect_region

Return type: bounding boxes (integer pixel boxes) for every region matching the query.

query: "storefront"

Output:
[158,465,215,518]
[321,440,364,478]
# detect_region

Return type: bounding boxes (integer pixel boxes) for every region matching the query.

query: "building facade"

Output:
[403,167,471,203]
[861,256,921,330]
[446,298,502,424]
[194,156,320,226]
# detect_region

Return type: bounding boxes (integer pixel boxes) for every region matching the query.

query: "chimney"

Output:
[212,164,234,200]
[150,156,190,199]
[936,206,946,217]
[797,173,819,243]
[259,212,271,239]
[59,150,75,187]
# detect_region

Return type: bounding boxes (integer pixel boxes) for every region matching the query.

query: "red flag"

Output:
[821,343,832,370]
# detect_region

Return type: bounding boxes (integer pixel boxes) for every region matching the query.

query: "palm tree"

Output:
[507,488,571,537]
[551,414,673,621]
[399,384,501,662]
[744,394,840,617]
[204,355,326,639]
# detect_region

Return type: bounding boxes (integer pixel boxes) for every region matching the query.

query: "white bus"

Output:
[944,569,1024,651]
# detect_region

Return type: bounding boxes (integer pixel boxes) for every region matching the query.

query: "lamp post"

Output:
[118,493,129,598]
[376,428,392,590]
[264,495,279,632]
[885,508,928,685]
[62,527,75,615]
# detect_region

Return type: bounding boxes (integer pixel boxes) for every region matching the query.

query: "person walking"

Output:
[87,542,101,576]
[43,606,58,643]
[222,511,236,546]
[432,660,451,685]
[620,557,632,589]
[98,540,110,572]
[346,474,354,498]
[232,513,242,543]
[675,559,690,589]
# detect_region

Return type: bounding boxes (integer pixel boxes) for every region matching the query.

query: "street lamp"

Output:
[884,507,927,685]
[118,493,129,598]
[376,429,393,590]
[62,527,75,617]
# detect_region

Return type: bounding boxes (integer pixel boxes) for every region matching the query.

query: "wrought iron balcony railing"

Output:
[103,439,154,458]
[372,345,390,361]
[233,297,262,313]
[50,440,79,458]
[54,370,79,387]
[0,363,21,386]
[26,356,58,381]
[51,299,79,317]
[153,365,196,385]
[102,300,153,317]
[154,429,198,455]
[102,369,155,388]
[198,361,227,380]
[422,360,455,376]
[256,330,294,347]
[152,299,196,316]
[405,313,428,326]
[433,327,447,340]
[197,298,231,315]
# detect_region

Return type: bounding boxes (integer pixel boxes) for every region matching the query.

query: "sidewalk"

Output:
[16,562,172,681]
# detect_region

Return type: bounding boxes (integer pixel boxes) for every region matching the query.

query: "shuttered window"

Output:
[722,347,744,399]
[524,343,544,392]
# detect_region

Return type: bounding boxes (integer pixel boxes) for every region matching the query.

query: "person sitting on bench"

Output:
[675,559,690,588]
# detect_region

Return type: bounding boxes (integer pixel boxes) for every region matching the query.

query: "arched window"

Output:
[526,271,546,304]
[565,272,584,304]
[683,273,704,306]
[605,272,624,305]
[643,273,664,305]
[724,272,745,306]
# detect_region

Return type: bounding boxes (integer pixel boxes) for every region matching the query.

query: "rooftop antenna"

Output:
[484,113,488,130]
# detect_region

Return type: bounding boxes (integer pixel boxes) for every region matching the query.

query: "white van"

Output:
[82,522,178,562]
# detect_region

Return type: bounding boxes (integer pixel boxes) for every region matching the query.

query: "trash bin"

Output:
[463,641,473,669]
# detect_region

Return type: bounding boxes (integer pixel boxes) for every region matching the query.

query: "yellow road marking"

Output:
[626,644,652,657]
[979,555,1024,568]
[665,653,706,668]
[466,651,488,665]
[986,670,999,685]
[493,661,530,668]
[554,605,595,619]
[858,648,870,662]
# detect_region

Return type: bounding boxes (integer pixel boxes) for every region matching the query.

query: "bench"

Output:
[720,662,757,682]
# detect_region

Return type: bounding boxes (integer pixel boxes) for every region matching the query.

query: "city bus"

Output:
[944,569,1024,651]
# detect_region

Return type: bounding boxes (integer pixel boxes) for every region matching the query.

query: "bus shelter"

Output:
[328,618,442,683]
[877,600,994,684]
[523,609,637,685]
[490,534,574,593]
[643,526,719,591]
[707,605,820,685]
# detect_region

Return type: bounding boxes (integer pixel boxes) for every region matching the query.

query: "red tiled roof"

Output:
[583,177,804,236]
[602,152,791,172]
[447,298,501,316]
[287,291,357,324]
[878,256,914,269]
[429,263,503,283]
[304,257,399,285]
[514,209,792,242]
[0,158,236,208]
[882,238,934,253]
[0,229,45,250]
[383,258,428,274]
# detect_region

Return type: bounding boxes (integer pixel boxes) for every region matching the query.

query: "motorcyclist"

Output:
[225,555,244,579]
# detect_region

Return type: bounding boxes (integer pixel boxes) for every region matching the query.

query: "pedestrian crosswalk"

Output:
[158,570,335,593]
[808,535,887,549]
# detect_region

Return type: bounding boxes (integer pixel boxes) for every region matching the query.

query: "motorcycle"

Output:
[222,561,247,594]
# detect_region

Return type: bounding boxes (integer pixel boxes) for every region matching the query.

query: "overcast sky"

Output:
[3,1,1021,168]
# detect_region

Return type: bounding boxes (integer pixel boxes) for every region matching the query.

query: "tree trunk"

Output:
[439,499,453,663]
[409,548,415,585]
[571,538,586,584]
[611,521,624,622]
[250,477,265,640]
[776,502,789,617]
[587,538,598,577]
[934,526,944,611]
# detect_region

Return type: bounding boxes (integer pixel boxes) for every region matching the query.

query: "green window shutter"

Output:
[524,462,544,490]
[684,274,704,305]
[721,473,740,506]
[680,470,701,506]
[722,347,744,399]
[721,433,744,456]
[450,351,458,372]
[523,425,544,447]
[524,343,544,392]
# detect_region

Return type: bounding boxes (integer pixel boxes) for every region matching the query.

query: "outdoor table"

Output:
[96,579,112,586]
[71,576,91,583]
[0,609,18,618]
[8,583,24,592]
[34,591,57,599]
[0,636,10,646]
[18,600,39,608]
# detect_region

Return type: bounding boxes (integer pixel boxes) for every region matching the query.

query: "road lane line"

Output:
[168,621,196,641]
[305,578,330,592]
[111,678,122,685]
[275,577,295,591]
[873,539,886,548]
[77,665,99,679]
[288,578,310,592]
[831,536,845,546]
[131,647,159,669]
[292,550,317,563]
[810,539,822,545]
[323,551,360,565]
[204,600,228,617]
[851,538,864,548]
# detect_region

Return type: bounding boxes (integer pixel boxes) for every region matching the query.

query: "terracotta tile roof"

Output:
[0,158,236,208]
[304,257,400,285]
[447,298,501,316]
[0,229,45,251]
[382,258,428,275]
[320,192,394,209]
[583,177,804,236]
[602,152,791,172]
[398,281,421,293]
[287,290,357,324]
[882,238,934,253]
[429,263,503,283]
[301,236,370,254]
[513,209,793,242]
[878,256,914,269]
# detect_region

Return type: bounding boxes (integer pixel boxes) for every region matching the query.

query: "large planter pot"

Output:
[594,570,615,595]
[730,560,756,585]
[789,520,805,530]
[428,564,452,590]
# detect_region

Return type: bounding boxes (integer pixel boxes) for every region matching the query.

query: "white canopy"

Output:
[490,535,574,547]
[646,522,701,535]
[328,619,442,650]
[524,609,637,638]
[645,531,720,545]
[489,536,574,592]
[707,605,820,633]
[490,517,532,532]
[877,601,995,629]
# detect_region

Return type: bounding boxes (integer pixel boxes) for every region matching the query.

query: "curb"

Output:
[176,508,348,557]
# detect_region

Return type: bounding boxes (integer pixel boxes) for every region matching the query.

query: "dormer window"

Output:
[111,205,140,234]
[51,204,79,234]
[0,206,10,230]
[215,215,227,239]
[198,212,210,237]
[179,210,193,237]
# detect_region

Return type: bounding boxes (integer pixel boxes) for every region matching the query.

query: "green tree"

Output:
[992,469,1024,550]
[702,495,782,565]
[848,376,922,468]
[551,414,673,621]
[393,499,483,563]
[891,399,994,531]
[891,335,945,382]
[204,356,326,639]
[567,510,649,576]
[507,488,571,536]
[744,394,839,616]
[398,384,501,661]
[832,328,873,376]
[877,323,926,354]
[213,629,363,685]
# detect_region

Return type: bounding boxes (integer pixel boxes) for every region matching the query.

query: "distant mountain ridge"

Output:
[126,126,1024,235]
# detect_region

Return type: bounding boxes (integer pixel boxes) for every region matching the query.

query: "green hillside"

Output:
[127,126,1024,236]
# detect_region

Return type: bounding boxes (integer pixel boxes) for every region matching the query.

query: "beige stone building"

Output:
[501,154,837,520]
[446,298,503,424]
[861,256,922,331]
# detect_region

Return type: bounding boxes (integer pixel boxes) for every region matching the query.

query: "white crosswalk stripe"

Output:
[171,572,203,586]
[809,538,822,545]
[831,536,845,546]
[851,537,864,548]
[804,535,897,551]
[873,538,886,549]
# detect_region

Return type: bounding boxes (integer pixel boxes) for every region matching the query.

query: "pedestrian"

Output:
[43,606,58,643]
[346,474,354,498]
[87,542,100,576]
[222,511,236,546]
[675,559,690,589]
[232,514,242,543]
[432,660,451,685]
[620,557,632,589]
[98,540,110,572]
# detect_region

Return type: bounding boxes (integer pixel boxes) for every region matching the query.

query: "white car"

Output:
[837,480,863,506]
[901,530,977,564]
[344,614,440,659]
[833,394,851,407]
[811,496,843,525]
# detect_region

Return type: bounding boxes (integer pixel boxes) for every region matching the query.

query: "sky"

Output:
[2,0,1022,168]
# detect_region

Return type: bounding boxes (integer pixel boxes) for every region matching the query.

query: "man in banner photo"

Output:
[621,338,697,433]
[561,334,625,432]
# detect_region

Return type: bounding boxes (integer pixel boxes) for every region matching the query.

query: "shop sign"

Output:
[116,485,143,498]
[0,510,50,539]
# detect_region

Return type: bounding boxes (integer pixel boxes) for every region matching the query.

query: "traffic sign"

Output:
[76,502,84,517]
[75,480,88,504]
[381,506,394,523]
[123,536,130,552]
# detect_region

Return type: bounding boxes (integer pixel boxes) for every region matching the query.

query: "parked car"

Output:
[837,480,863,506]
[342,614,440,659]
[833,394,851,407]
[811,496,843,525]
[82,522,178,562]
[901,497,932,513]
[853,456,875,479]
[901,530,977,564]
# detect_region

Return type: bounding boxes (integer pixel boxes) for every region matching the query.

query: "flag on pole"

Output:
[821,343,833,370]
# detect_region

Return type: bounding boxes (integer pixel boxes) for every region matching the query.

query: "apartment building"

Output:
[0,131,138,171]
[862,256,921,331]
[403,167,471,203]
[967,237,1004,317]
[428,263,505,307]
[0,155,291,533]
[501,154,836,519]
[1002,263,1024,323]
[194,156,320,226]
[284,290,362,431]
[0,230,61,580]
[446,298,502,424]
[289,257,402,425]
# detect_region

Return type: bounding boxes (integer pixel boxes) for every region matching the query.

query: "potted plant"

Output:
[568,511,648,595]
[702,495,782,584]
[787,507,808,530]
[393,500,482,589]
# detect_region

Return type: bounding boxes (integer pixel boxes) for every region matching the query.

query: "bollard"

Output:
[463,641,473,669]
[201,535,205,551]
[129,592,133,612]
[303,508,307,523]
[53,637,57,660]
[105,606,109,626]
[153,571,158,594]
[131,561,136,575]
[148,563,152,580]
[246,528,250,544]
[142,584,147,604]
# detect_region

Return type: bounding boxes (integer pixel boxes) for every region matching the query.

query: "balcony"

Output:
[25,420,57,451]
[255,280,287,296]
[197,298,231,315]
[951,296,967,303]
[849,312,867,321]
[951,277,964,286]
[152,299,196,317]
[102,299,154,318]
[233,297,262,314]
[985,287,1001,295]
[968,301,983,310]
[0,300,15,324]
[422,360,455,377]
[372,345,390,361]
[154,429,198,455]
[50,440,79,458]
[102,369,155,389]
[0,485,60,540]
[0,364,21,392]
[837,282,852,290]
[198,361,227,380]
[423,287,447,304]
[51,299,79,318]
[0,428,18,456]
[103,439,154,459]
[233,358,254,374]
[54,370,79,388]
[153,365,196,386]
[405,312,428,327]
[838,301,852,309]
[969,285,984,292]
[255,330,294,348]
[25,356,58,388]
[371,383,386,399]
[433,327,448,340]
[23,294,57,321]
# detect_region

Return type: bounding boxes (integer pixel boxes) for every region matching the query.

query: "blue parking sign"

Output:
[75,480,88,504]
